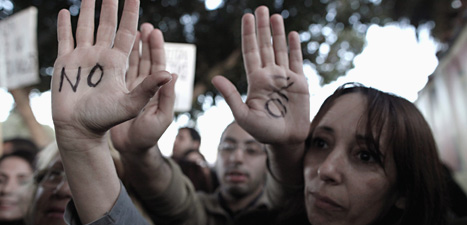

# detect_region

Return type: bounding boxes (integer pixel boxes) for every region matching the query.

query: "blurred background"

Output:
[0,0,466,189]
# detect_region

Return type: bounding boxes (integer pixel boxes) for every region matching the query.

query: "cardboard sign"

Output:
[165,42,196,112]
[0,7,39,89]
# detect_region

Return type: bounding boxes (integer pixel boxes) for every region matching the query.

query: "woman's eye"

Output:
[357,151,375,162]
[311,137,328,149]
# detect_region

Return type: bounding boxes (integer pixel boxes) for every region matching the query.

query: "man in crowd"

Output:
[50,0,310,224]
[171,127,201,162]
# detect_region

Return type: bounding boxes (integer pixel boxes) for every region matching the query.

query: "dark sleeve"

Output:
[64,182,150,225]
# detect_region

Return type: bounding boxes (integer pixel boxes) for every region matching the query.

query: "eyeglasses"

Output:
[38,169,66,189]
[218,142,266,156]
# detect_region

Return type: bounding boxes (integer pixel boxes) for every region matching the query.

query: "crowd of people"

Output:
[1,0,467,224]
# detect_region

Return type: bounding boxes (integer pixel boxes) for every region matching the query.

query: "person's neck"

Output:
[221,185,264,213]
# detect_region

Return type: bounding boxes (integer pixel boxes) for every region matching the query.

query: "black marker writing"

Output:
[59,67,81,92]
[87,64,104,87]
[58,63,104,92]
[265,76,295,118]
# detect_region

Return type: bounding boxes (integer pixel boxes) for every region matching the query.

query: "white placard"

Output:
[0,7,39,89]
[164,42,196,112]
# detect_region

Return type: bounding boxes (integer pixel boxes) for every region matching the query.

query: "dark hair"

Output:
[182,149,207,161]
[0,149,36,170]
[306,83,447,225]
[179,127,201,143]
[3,137,39,154]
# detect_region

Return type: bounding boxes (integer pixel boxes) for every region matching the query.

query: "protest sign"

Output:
[165,42,196,112]
[0,7,39,89]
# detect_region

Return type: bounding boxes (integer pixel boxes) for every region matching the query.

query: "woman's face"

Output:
[33,158,71,225]
[304,93,403,225]
[0,156,33,221]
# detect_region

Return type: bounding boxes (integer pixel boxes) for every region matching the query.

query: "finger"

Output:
[114,0,140,55]
[242,13,261,74]
[57,9,74,57]
[149,29,166,73]
[288,31,304,75]
[155,73,177,118]
[211,76,248,120]
[75,0,95,47]
[125,70,172,117]
[95,0,118,47]
[271,14,288,67]
[139,23,154,77]
[127,32,141,87]
[255,6,275,66]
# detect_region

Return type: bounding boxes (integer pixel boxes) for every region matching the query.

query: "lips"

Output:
[310,192,344,212]
[0,199,18,210]
[45,206,66,219]
[225,170,248,183]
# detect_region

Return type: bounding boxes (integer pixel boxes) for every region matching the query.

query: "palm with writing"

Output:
[51,0,172,143]
[110,23,176,153]
[212,6,310,146]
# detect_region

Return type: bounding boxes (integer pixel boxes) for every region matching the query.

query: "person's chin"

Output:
[37,212,66,225]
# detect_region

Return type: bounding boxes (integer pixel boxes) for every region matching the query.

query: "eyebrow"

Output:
[222,137,238,143]
[245,140,261,145]
[315,126,367,140]
[222,137,259,145]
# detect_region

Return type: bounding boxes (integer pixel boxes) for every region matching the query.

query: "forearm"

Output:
[119,145,172,197]
[11,89,52,148]
[57,132,120,224]
[266,143,305,185]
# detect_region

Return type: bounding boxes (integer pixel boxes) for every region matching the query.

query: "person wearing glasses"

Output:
[106,6,308,225]
[50,0,308,223]
[25,142,70,225]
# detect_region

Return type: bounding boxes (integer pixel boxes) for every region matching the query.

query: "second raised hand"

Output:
[111,23,177,154]
[212,6,310,146]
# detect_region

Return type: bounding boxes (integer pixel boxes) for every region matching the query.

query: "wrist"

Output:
[119,145,162,165]
[266,142,305,153]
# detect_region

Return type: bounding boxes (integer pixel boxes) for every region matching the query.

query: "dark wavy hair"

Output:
[306,83,447,225]
[179,127,201,143]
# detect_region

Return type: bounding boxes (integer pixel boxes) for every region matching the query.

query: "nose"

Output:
[317,148,344,184]
[0,179,18,195]
[53,180,72,198]
[228,147,245,164]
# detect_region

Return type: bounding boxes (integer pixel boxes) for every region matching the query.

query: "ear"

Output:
[395,196,406,209]
[193,141,201,149]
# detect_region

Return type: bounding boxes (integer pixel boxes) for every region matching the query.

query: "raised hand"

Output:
[110,23,177,154]
[51,0,172,142]
[212,6,310,146]
[50,0,173,223]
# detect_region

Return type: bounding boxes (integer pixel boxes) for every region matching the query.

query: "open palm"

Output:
[51,0,172,141]
[110,23,176,153]
[212,6,310,145]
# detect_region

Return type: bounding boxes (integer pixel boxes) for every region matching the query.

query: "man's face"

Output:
[0,156,33,221]
[215,123,267,199]
[172,129,198,159]
[34,158,71,225]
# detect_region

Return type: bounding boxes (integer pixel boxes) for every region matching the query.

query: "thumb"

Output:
[211,75,248,120]
[125,70,172,116]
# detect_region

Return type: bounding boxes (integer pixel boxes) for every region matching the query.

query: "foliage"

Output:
[0,0,464,118]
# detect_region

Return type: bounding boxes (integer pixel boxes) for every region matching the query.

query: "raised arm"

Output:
[51,0,173,223]
[212,6,310,185]
[10,87,53,149]
[109,23,203,225]
[110,22,176,197]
